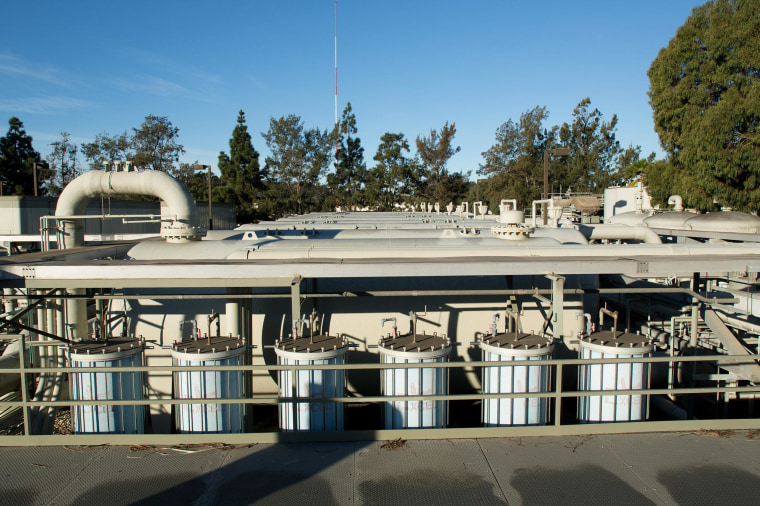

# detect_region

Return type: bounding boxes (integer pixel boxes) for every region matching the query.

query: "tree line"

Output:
[1,97,648,221]
[2,0,758,217]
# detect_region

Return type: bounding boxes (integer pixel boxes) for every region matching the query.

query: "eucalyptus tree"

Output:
[46,131,80,195]
[80,132,133,171]
[262,114,333,216]
[479,106,556,209]
[131,115,184,173]
[368,132,420,210]
[416,121,462,204]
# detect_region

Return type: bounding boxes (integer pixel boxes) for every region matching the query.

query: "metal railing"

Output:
[1,334,759,445]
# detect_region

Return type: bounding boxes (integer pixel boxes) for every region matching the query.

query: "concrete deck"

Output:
[1,431,759,505]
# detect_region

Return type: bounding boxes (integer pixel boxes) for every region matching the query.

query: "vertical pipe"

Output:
[291,279,302,335]
[65,289,88,341]
[95,295,105,339]
[226,291,241,338]
[3,288,16,314]
[688,273,700,418]
[19,333,32,436]
[549,275,565,339]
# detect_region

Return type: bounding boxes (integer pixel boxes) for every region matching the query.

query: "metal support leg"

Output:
[291,277,302,332]
[547,274,565,339]
[687,273,700,419]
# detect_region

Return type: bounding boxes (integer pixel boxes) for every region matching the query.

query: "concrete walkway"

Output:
[1,431,759,505]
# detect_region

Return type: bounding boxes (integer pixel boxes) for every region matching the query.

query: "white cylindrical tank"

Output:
[578,331,653,423]
[275,334,349,432]
[172,336,246,434]
[68,337,145,434]
[378,332,451,429]
[481,331,554,426]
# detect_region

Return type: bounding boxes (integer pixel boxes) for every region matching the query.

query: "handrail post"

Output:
[554,362,563,426]
[291,364,298,431]
[18,333,32,436]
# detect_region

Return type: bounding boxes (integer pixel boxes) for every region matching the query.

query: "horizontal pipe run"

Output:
[0,287,737,305]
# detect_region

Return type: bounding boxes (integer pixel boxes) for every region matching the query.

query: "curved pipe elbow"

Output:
[667,195,684,212]
[55,170,204,248]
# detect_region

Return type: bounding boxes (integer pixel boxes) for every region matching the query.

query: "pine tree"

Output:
[218,111,265,222]
[0,117,46,195]
[327,103,366,211]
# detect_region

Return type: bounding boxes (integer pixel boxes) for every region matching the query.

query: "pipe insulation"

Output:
[55,169,204,249]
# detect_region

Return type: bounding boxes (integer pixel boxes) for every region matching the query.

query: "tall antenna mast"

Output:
[334,1,338,157]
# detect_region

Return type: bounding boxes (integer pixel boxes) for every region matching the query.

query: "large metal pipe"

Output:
[579,224,662,244]
[55,169,204,249]
[54,169,204,344]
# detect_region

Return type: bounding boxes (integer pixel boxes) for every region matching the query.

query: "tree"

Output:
[218,111,265,222]
[262,114,333,216]
[81,132,133,171]
[478,106,557,209]
[416,121,464,204]
[173,161,221,202]
[132,115,185,172]
[327,103,367,211]
[368,132,420,210]
[0,117,47,195]
[648,0,760,211]
[416,121,460,183]
[46,132,80,195]
[559,98,621,192]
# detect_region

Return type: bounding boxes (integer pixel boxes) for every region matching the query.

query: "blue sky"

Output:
[1,1,704,178]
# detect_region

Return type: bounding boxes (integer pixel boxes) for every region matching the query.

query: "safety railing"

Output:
[1,334,760,445]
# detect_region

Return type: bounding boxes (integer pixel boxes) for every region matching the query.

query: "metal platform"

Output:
[1,432,759,505]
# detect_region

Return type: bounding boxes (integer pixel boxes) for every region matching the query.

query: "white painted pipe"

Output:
[226,289,241,337]
[224,240,760,261]
[667,195,684,212]
[531,199,552,227]
[581,224,662,244]
[55,169,203,344]
[55,169,203,249]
